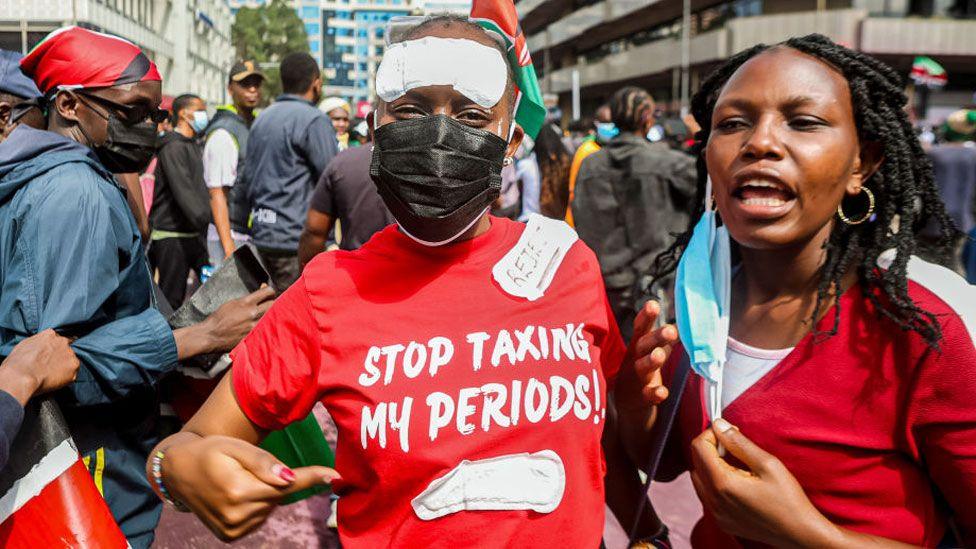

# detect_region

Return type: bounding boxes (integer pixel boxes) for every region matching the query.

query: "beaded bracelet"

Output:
[151,450,190,512]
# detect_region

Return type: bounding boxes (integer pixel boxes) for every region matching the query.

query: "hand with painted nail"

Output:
[689,419,912,548]
[159,435,339,541]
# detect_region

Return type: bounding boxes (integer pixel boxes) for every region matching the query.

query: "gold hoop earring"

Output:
[837,186,875,225]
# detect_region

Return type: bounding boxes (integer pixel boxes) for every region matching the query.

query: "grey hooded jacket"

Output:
[572,133,697,290]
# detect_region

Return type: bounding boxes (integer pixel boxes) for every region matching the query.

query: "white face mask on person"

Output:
[674,177,731,421]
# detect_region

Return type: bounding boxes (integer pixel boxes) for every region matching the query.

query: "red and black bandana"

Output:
[19,26,161,95]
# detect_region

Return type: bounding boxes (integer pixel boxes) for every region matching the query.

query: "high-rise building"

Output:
[521,0,976,125]
[420,0,472,14]
[229,0,475,103]
[320,1,414,101]
[0,0,235,104]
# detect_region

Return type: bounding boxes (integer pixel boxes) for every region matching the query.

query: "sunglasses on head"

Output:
[76,91,169,125]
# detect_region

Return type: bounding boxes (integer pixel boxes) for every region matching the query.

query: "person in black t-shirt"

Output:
[298,137,394,267]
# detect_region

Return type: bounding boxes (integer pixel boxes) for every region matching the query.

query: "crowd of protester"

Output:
[0,5,973,549]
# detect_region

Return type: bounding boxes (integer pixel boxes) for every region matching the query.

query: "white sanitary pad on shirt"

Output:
[411,450,566,520]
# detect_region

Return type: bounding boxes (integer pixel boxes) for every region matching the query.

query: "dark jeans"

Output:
[256,248,302,292]
[148,236,208,310]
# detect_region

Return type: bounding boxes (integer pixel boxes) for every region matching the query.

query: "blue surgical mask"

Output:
[191,110,209,134]
[595,122,619,143]
[674,178,731,421]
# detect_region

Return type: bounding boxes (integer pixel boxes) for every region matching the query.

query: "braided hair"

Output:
[652,34,957,347]
[609,86,653,133]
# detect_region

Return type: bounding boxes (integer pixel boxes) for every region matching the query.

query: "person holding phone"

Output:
[0,27,275,547]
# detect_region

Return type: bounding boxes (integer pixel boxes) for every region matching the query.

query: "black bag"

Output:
[167,243,272,376]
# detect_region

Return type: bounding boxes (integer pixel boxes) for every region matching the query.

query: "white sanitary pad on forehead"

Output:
[376,36,508,108]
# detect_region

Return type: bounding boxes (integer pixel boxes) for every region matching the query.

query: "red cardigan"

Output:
[659,262,976,547]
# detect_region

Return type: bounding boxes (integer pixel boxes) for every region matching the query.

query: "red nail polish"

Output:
[279,467,296,482]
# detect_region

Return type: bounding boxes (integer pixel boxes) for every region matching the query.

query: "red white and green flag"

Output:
[0,399,128,548]
[471,0,547,139]
[910,56,947,88]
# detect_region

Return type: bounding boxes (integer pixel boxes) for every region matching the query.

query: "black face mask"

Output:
[92,115,159,173]
[370,114,508,245]
[73,93,159,173]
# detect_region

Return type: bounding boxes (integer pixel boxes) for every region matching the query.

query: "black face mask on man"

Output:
[73,93,159,173]
[370,114,508,246]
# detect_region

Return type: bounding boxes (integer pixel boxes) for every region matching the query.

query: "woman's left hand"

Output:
[689,418,839,548]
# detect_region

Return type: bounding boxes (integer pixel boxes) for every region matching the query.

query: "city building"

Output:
[420,0,472,14]
[230,0,472,102]
[0,0,235,104]
[521,0,976,125]
[319,1,414,101]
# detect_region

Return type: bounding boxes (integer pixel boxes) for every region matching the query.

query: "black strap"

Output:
[627,352,692,545]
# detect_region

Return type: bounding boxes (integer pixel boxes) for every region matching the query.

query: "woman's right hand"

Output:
[616,300,678,413]
[161,435,340,541]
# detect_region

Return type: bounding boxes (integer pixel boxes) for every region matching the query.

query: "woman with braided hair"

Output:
[613,34,976,546]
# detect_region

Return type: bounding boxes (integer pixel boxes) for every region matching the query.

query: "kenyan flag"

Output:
[471,0,547,139]
[0,399,127,548]
[910,56,947,89]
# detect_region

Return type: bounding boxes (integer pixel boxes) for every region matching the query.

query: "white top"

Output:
[721,337,794,410]
[202,128,238,189]
[709,253,976,415]
[202,128,249,243]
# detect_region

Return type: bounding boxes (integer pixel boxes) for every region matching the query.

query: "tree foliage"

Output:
[231,0,310,101]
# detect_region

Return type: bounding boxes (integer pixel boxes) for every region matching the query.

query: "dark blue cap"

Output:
[0,49,41,100]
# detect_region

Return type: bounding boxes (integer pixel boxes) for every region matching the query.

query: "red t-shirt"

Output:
[659,260,976,547]
[231,216,626,548]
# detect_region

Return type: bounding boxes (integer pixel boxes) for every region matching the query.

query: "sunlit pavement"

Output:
[153,406,702,549]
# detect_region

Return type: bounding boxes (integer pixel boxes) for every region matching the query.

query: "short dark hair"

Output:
[568,116,594,133]
[280,52,320,94]
[170,93,201,126]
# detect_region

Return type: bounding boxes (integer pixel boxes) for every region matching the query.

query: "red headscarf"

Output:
[19,26,161,95]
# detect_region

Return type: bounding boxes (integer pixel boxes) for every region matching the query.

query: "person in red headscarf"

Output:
[0,26,274,547]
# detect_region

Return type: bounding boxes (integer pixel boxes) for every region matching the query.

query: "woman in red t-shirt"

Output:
[620,35,976,547]
[144,14,669,547]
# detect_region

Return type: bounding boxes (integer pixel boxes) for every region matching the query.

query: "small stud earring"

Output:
[503,156,514,167]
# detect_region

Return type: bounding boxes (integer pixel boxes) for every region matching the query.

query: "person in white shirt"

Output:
[203,61,264,266]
